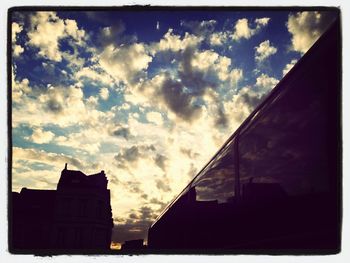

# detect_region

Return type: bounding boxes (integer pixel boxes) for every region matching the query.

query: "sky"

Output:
[10,8,338,245]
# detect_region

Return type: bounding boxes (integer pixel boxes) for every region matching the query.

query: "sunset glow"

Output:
[11,8,337,244]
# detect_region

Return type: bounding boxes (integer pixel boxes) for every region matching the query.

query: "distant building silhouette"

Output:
[148,17,341,252]
[121,239,145,250]
[11,164,113,251]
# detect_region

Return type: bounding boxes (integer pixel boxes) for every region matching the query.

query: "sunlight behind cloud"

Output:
[10,9,337,244]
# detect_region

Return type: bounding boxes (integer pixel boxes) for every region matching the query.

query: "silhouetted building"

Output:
[12,189,56,250]
[148,16,341,253]
[121,239,145,250]
[241,179,287,203]
[11,164,113,251]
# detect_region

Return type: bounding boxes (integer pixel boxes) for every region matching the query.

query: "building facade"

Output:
[11,164,113,251]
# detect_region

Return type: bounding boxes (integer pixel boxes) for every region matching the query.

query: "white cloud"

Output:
[99,42,152,85]
[62,50,86,72]
[99,87,109,100]
[224,86,262,127]
[12,22,22,42]
[181,20,217,39]
[12,83,112,129]
[28,12,66,61]
[75,67,114,86]
[232,17,270,40]
[125,46,243,126]
[282,59,298,76]
[255,73,279,92]
[209,32,227,46]
[232,18,253,40]
[228,68,243,87]
[27,12,86,61]
[186,49,243,84]
[64,19,86,45]
[27,127,55,144]
[54,133,101,154]
[121,103,131,110]
[287,11,335,53]
[146,111,163,125]
[255,17,270,26]
[153,29,203,53]
[13,45,24,57]
[190,49,220,71]
[13,147,84,171]
[255,40,277,62]
[12,22,24,57]
[86,95,99,108]
[12,71,31,103]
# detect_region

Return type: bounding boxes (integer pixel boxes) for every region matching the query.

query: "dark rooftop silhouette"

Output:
[11,164,113,252]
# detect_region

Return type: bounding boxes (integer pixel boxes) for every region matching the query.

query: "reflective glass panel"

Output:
[239,65,331,197]
[191,138,236,203]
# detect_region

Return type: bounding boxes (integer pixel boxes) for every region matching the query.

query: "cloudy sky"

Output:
[11,8,337,245]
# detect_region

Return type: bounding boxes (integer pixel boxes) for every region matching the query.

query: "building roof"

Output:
[57,164,108,190]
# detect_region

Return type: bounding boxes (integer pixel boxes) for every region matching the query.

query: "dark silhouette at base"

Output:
[11,164,113,252]
[121,239,146,250]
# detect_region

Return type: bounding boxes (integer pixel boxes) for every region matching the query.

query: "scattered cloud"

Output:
[54,129,103,155]
[180,147,200,159]
[127,46,243,124]
[27,127,55,144]
[13,147,84,171]
[99,87,109,100]
[12,82,114,130]
[12,22,24,57]
[153,29,203,53]
[224,86,262,125]
[64,19,86,45]
[12,72,31,103]
[209,32,227,46]
[155,178,171,192]
[98,20,137,48]
[99,42,152,85]
[255,40,277,62]
[154,154,168,171]
[255,17,271,26]
[287,11,335,53]
[255,73,279,93]
[146,111,163,125]
[181,19,217,38]
[114,144,156,169]
[12,22,22,42]
[27,12,86,61]
[75,66,114,86]
[283,59,298,76]
[232,17,270,40]
[110,125,132,140]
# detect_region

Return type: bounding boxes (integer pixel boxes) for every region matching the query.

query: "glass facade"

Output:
[148,17,340,252]
[191,138,236,203]
[239,69,330,197]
